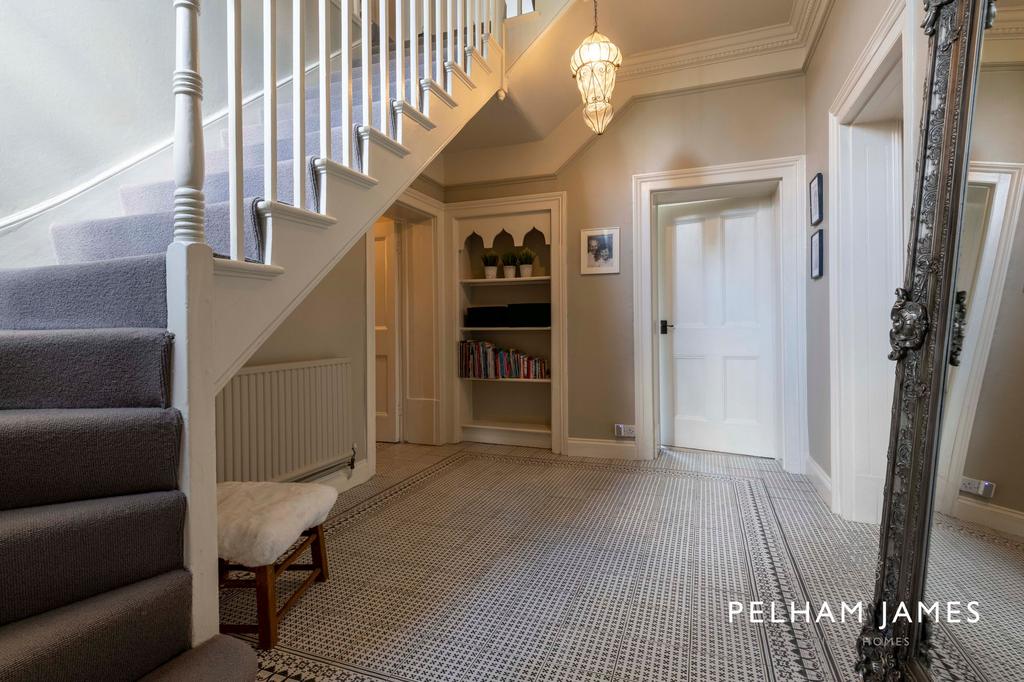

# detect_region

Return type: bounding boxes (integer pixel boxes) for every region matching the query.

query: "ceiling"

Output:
[446,0,798,152]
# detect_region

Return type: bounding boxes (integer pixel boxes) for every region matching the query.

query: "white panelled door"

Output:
[659,199,778,458]
[374,220,401,443]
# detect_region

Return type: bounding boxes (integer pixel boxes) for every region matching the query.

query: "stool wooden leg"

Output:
[311,524,329,582]
[254,564,278,649]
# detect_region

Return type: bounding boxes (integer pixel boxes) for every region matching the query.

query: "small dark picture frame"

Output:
[810,229,824,279]
[809,172,824,226]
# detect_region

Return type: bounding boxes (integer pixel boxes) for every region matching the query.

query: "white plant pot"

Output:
[503,266,516,279]
[484,266,498,279]
[519,264,533,278]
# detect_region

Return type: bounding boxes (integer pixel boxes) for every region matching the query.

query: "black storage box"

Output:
[464,305,510,327]
[508,303,551,327]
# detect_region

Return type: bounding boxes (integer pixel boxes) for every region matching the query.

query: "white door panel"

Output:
[660,201,778,458]
[374,220,400,443]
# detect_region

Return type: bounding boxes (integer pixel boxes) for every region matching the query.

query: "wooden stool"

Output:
[216,481,338,649]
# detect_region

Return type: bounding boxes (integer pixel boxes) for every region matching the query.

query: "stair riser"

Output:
[0,254,167,330]
[0,571,191,682]
[0,329,174,409]
[54,199,265,265]
[121,160,317,217]
[0,408,182,510]
[0,492,186,625]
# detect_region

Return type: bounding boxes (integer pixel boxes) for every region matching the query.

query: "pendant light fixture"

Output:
[569,0,622,135]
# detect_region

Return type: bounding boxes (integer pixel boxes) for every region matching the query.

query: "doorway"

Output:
[657,194,779,458]
[633,157,809,472]
[828,40,905,524]
[371,198,445,446]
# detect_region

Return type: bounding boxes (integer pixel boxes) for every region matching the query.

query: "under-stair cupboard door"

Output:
[659,199,778,458]
[375,220,401,443]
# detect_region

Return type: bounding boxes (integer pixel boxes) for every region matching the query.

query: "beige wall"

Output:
[244,238,369,461]
[962,67,1024,512]
[450,77,807,440]
[802,0,907,475]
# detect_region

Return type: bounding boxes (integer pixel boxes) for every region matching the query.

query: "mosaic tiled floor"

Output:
[220,443,1023,681]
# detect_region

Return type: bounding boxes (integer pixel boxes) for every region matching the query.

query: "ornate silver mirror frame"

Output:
[856,0,998,679]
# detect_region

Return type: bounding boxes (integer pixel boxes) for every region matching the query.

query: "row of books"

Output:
[458,340,550,380]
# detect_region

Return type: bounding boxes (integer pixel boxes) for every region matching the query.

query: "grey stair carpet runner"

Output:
[0,256,255,680]
[50,36,408,267]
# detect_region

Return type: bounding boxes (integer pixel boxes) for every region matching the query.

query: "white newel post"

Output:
[169,0,219,646]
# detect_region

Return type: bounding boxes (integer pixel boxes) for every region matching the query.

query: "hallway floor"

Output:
[220,443,1013,681]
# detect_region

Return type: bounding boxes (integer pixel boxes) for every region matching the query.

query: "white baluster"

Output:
[293,0,306,208]
[409,0,418,108]
[227,0,243,259]
[173,0,205,244]
[471,0,477,53]
[263,0,277,202]
[396,0,405,104]
[456,0,464,66]
[339,0,353,167]
[378,0,389,132]
[361,0,371,137]
[423,0,432,88]
[319,0,331,164]
[446,0,454,68]
[435,0,443,82]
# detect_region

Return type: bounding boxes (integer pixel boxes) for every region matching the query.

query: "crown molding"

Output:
[988,6,1024,39]
[618,0,832,81]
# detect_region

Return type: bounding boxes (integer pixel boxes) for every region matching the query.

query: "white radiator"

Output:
[216,358,353,482]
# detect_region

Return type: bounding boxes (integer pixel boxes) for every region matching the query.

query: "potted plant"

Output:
[500,251,518,279]
[516,247,537,277]
[481,251,499,279]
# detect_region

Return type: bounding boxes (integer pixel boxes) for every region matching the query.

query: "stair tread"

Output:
[0,491,186,626]
[0,328,173,409]
[0,407,181,511]
[140,635,256,682]
[0,570,191,682]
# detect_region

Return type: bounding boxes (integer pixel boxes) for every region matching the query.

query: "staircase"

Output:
[0,255,255,680]
[0,0,504,677]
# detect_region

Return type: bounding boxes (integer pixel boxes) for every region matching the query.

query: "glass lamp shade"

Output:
[582,101,615,135]
[570,31,622,107]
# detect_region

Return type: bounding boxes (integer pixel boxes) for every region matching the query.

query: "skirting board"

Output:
[953,496,1024,539]
[567,437,643,460]
[806,456,832,507]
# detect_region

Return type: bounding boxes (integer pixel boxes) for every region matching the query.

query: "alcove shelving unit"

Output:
[450,199,564,451]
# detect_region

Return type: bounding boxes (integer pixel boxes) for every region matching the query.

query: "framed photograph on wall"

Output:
[581,227,620,275]
[810,229,824,279]
[809,172,824,226]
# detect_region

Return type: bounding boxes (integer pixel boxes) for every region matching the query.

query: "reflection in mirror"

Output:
[928,8,1024,678]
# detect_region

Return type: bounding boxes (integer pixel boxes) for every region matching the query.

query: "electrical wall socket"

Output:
[959,476,996,498]
[614,424,636,439]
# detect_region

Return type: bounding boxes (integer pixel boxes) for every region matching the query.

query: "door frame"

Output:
[632,156,810,472]
[936,162,1024,514]
[827,8,910,520]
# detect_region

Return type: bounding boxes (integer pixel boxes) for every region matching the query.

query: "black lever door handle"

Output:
[660,320,674,335]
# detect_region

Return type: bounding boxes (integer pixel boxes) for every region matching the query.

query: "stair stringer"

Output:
[208,39,503,392]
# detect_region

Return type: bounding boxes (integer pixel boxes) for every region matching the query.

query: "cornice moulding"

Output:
[618,0,829,81]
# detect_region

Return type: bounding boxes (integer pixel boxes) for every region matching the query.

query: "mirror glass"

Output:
[927,7,1024,678]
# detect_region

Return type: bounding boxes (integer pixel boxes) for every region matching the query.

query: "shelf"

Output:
[461,419,552,434]
[461,327,551,332]
[460,377,551,383]
[460,276,551,287]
